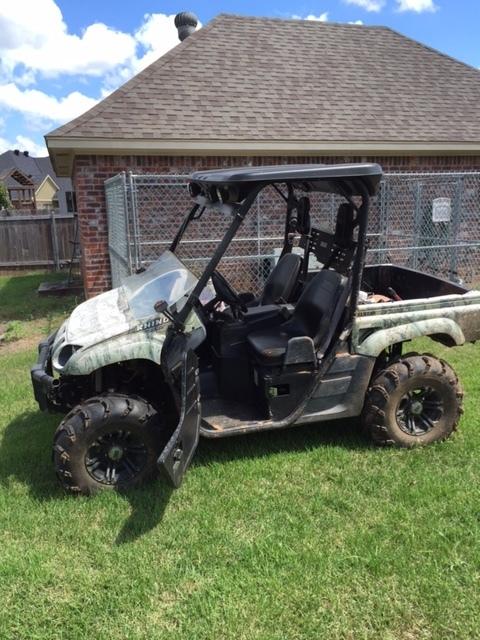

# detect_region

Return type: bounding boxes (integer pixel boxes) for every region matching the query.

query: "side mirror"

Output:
[154,300,182,329]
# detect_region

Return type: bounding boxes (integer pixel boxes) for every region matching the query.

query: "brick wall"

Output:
[74,154,480,298]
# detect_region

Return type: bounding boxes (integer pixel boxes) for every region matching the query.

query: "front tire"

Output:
[362,353,463,447]
[53,394,168,495]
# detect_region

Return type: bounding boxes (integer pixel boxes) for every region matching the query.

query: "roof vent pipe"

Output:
[14,149,19,155]
[174,12,198,41]
[23,150,29,157]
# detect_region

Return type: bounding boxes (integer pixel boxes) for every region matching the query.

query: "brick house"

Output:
[45,14,480,298]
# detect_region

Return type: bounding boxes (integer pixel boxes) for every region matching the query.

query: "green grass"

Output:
[0,273,80,343]
[3,320,25,343]
[0,276,479,639]
[0,272,79,324]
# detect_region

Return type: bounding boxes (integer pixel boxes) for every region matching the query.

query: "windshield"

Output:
[121,251,198,319]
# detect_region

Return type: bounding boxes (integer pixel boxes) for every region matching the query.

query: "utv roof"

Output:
[190,163,383,196]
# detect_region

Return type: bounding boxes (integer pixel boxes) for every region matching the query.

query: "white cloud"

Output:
[133,13,188,73]
[343,0,385,12]
[292,13,329,22]
[14,134,48,156]
[348,19,365,24]
[0,0,137,79]
[98,12,200,92]
[0,2,198,84]
[0,83,98,122]
[305,13,329,22]
[0,134,47,156]
[396,0,438,12]
[0,1,200,150]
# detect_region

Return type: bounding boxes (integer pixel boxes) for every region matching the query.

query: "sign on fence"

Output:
[432,197,452,223]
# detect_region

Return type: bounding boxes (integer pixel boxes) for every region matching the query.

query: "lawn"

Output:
[0,273,479,639]
[0,272,80,344]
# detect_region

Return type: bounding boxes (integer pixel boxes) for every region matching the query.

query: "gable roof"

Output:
[0,167,35,189]
[36,174,60,194]
[0,151,47,186]
[47,14,480,175]
[0,150,72,189]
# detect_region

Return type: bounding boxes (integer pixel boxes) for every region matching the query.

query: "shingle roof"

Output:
[0,151,70,188]
[0,151,48,185]
[0,150,73,211]
[48,14,480,145]
[0,168,34,188]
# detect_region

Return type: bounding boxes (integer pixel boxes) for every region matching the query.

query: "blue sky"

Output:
[0,0,478,156]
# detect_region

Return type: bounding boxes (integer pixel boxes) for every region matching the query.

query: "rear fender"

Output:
[355,318,465,357]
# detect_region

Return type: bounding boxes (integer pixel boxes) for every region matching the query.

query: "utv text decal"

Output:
[139,317,170,332]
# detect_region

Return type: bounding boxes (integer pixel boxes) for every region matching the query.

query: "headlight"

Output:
[188,182,201,197]
[57,344,81,367]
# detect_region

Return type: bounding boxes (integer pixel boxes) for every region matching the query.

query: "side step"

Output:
[201,398,266,435]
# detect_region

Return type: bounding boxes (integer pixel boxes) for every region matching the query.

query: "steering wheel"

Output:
[211,270,245,313]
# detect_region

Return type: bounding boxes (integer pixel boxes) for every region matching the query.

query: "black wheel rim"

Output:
[396,386,444,436]
[85,429,148,485]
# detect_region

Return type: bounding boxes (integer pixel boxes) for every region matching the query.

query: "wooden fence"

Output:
[0,211,78,269]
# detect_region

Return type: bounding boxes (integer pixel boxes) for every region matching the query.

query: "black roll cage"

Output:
[169,175,373,333]
[173,185,264,326]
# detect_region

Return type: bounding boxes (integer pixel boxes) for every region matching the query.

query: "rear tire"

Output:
[362,353,463,447]
[53,394,168,495]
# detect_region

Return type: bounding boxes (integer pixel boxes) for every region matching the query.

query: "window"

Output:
[66,191,77,213]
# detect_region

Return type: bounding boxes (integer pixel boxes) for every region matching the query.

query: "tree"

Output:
[0,183,11,210]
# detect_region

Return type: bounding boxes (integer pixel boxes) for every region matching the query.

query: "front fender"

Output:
[354,318,465,357]
[64,331,166,375]
[59,307,206,376]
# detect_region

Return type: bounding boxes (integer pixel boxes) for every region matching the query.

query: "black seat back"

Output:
[260,253,302,305]
[296,197,311,235]
[335,203,355,248]
[291,269,346,347]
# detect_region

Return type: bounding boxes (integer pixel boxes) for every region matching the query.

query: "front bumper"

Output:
[31,331,58,412]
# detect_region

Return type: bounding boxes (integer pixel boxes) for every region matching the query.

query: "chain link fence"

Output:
[105,173,133,286]
[105,171,480,291]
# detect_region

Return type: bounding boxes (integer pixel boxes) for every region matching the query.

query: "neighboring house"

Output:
[45,13,480,298]
[36,175,61,209]
[0,149,76,213]
[0,167,36,209]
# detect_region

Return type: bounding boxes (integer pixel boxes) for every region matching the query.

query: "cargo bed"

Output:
[353,264,480,356]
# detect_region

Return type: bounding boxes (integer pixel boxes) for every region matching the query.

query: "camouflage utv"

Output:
[31,164,477,494]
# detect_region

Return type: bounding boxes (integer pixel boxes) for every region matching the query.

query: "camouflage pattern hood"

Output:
[66,288,134,347]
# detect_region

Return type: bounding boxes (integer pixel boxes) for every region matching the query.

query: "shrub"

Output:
[0,183,11,210]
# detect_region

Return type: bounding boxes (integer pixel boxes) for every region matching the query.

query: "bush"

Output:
[3,320,25,343]
[0,183,11,210]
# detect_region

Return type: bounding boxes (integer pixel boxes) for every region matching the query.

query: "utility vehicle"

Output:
[31,163,478,494]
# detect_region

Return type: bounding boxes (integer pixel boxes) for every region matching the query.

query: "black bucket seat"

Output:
[241,252,302,307]
[247,269,347,366]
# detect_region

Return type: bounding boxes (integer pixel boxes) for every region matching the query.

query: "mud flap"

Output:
[158,349,200,488]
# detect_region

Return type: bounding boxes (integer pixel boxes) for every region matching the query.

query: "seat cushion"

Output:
[247,329,293,366]
[247,269,346,367]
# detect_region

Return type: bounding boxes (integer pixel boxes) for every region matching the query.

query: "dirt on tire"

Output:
[53,393,168,495]
[362,353,463,447]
